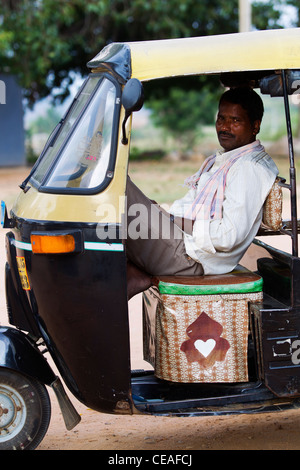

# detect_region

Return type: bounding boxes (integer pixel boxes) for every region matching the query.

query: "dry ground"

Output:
[1,166,300,451]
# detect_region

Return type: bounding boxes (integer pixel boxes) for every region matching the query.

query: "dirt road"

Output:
[1,167,300,451]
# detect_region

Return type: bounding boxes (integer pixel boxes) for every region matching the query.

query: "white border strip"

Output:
[12,240,32,251]
[12,239,124,252]
[84,242,124,252]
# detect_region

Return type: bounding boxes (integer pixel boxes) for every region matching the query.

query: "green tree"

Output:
[28,107,61,135]
[0,0,242,106]
[149,85,218,154]
[146,1,289,151]
[252,0,289,29]
[0,0,292,151]
[0,0,288,106]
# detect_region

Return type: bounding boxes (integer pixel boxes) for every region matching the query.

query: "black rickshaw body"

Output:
[2,70,133,415]
[3,29,300,446]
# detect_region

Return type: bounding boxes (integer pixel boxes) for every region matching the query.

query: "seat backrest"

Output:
[262,177,283,231]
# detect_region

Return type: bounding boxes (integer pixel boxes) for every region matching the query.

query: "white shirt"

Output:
[170,141,279,274]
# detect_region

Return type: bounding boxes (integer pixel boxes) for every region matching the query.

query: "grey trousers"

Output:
[125,177,204,276]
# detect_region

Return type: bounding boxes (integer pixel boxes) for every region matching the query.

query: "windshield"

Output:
[30,74,120,193]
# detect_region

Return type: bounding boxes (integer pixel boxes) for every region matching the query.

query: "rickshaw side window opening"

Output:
[30,75,120,193]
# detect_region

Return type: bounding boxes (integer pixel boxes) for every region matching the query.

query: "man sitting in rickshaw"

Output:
[126,87,279,299]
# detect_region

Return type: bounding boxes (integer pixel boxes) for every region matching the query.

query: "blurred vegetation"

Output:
[1,0,298,163]
[1,0,289,106]
[27,108,61,135]
[148,82,220,156]
[25,83,300,168]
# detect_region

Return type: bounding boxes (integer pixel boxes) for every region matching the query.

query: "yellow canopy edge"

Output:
[126,28,300,81]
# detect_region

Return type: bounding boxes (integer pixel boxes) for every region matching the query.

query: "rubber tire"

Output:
[0,368,51,450]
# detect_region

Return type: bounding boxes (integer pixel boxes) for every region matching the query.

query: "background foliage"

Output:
[1,0,299,158]
[1,0,295,105]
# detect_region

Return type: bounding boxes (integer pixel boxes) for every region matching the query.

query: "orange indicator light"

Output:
[31,233,76,254]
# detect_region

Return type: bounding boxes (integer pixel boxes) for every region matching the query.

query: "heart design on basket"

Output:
[194,339,216,358]
[181,312,230,367]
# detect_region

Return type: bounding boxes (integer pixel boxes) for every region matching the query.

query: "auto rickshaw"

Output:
[2,27,300,450]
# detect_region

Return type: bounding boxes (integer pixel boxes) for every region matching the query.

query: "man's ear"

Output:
[253,119,261,136]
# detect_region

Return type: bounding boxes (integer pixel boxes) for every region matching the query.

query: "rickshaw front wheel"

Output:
[0,368,51,450]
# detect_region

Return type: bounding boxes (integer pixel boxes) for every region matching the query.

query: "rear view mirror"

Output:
[260,74,283,96]
[121,78,144,144]
[260,70,300,97]
[122,78,144,114]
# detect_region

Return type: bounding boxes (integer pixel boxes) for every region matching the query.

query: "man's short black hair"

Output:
[219,87,264,124]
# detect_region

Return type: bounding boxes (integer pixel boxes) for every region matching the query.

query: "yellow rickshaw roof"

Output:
[88,28,300,82]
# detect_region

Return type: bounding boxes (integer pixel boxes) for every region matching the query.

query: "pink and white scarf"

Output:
[184,141,266,220]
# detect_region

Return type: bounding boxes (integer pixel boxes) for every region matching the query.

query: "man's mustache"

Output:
[218,131,234,138]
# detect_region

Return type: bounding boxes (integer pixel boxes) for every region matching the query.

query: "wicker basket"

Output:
[143,266,263,383]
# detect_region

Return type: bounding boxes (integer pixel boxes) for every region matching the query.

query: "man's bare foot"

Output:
[127,261,152,300]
